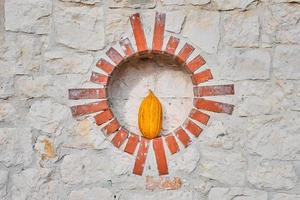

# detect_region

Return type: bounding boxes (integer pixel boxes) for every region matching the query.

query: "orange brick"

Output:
[183,119,202,137]
[191,69,213,85]
[106,47,124,65]
[130,13,148,52]
[96,58,115,75]
[194,84,234,97]
[146,176,182,190]
[165,36,179,55]
[175,127,191,148]
[164,134,179,155]
[119,38,135,57]
[153,137,168,176]
[94,109,114,126]
[101,118,120,135]
[90,72,109,85]
[111,128,129,148]
[69,88,106,100]
[186,55,206,73]
[124,133,140,155]
[152,12,166,52]
[194,98,234,115]
[70,100,108,117]
[133,137,149,176]
[177,43,195,63]
[189,108,210,125]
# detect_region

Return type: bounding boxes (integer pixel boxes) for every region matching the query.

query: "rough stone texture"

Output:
[183,10,220,53]
[208,187,268,200]
[27,100,71,133]
[261,3,300,46]
[43,49,94,74]
[53,2,105,50]
[1,0,300,199]
[247,160,297,190]
[0,128,33,167]
[69,187,112,200]
[198,146,247,185]
[271,193,300,200]
[273,45,300,80]
[212,0,256,10]
[4,0,52,34]
[217,48,270,80]
[223,10,259,47]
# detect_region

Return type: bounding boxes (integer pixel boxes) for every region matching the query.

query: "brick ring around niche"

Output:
[68,13,235,176]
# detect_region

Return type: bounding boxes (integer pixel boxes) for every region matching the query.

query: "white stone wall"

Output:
[0,0,300,199]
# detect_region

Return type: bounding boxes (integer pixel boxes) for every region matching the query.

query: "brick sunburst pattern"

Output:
[68,12,235,176]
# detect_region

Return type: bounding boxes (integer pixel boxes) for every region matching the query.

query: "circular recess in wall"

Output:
[68,12,235,176]
[108,51,194,136]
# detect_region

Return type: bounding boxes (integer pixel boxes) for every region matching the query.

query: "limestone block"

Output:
[15,76,52,98]
[60,151,112,185]
[108,0,156,8]
[223,10,259,47]
[0,102,15,122]
[166,11,186,34]
[43,49,93,74]
[0,128,33,167]
[162,0,210,5]
[247,160,297,190]
[0,76,14,99]
[261,4,300,46]
[69,187,113,200]
[0,170,8,198]
[54,3,105,50]
[246,113,300,160]
[198,146,247,185]
[271,193,300,200]
[183,10,220,53]
[5,0,52,34]
[27,100,71,133]
[212,0,256,10]
[217,48,270,80]
[208,187,268,200]
[273,45,300,80]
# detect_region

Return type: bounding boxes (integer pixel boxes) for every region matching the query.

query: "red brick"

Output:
[194,84,235,97]
[152,12,166,52]
[189,108,210,125]
[70,100,108,117]
[194,98,234,115]
[185,55,206,73]
[133,137,149,176]
[191,69,213,85]
[175,127,191,148]
[164,134,179,155]
[119,38,135,57]
[165,36,179,55]
[146,176,182,190]
[183,119,203,137]
[69,88,106,100]
[90,72,109,85]
[96,58,115,75]
[130,13,148,52]
[101,118,120,135]
[124,133,140,155]
[111,128,129,148]
[177,43,195,62]
[153,137,168,176]
[94,109,114,126]
[106,47,124,65]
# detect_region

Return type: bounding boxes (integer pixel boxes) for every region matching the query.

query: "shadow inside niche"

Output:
[108,53,194,136]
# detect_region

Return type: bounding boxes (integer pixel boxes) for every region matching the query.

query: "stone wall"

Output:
[0,0,300,199]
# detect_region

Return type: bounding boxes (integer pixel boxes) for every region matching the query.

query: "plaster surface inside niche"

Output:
[108,54,194,136]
